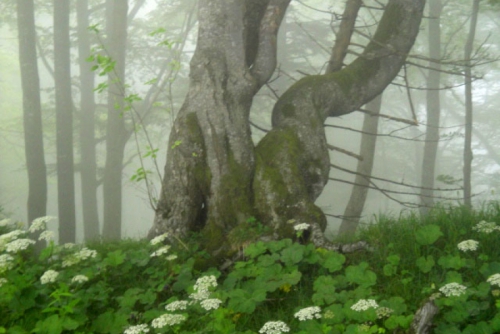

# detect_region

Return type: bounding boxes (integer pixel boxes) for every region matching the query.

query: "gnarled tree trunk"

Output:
[150,0,426,260]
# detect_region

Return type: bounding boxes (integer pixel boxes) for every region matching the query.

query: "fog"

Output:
[1,0,499,242]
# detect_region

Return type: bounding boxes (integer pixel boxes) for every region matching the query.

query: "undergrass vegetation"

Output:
[1,203,500,333]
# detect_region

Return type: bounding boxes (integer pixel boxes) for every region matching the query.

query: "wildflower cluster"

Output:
[150,245,170,257]
[71,274,89,284]
[457,239,479,252]
[123,324,150,334]
[351,299,379,311]
[439,282,467,297]
[28,216,56,233]
[259,320,290,334]
[165,300,189,311]
[0,218,11,227]
[40,269,59,284]
[293,223,310,231]
[190,275,218,301]
[487,273,500,287]
[294,306,322,321]
[473,220,500,234]
[0,254,14,274]
[150,232,169,246]
[376,307,394,319]
[151,314,186,329]
[62,247,97,267]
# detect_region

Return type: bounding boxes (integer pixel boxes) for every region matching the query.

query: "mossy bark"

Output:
[150,0,425,260]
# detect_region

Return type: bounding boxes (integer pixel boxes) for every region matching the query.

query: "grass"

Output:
[1,202,500,333]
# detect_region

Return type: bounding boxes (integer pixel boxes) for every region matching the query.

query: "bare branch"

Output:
[251,0,292,86]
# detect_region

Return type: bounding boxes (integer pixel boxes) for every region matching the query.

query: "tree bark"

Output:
[54,0,76,243]
[339,94,382,235]
[77,0,100,241]
[102,0,128,239]
[420,0,442,216]
[151,0,426,258]
[16,0,47,225]
[463,0,480,208]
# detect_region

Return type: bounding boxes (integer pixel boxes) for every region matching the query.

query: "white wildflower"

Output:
[62,247,97,267]
[150,233,169,246]
[487,273,500,287]
[439,282,467,297]
[472,220,499,234]
[351,299,379,311]
[165,300,189,311]
[0,277,7,287]
[200,298,222,311]
[0,219,11,227]
[189,289,211,301]
[194,275,217,291]
[0,230,26,243]
[166,254,177,261]
[150,245,171,257]
[294,306,322,321]
[457,239,479,252]
[294,223,310,231]
[29,216,55,233]
[40,269,59,284]
[259,321,290,334]
[0,254,15,273]
[71,275,89,284]
[190,275,217,301]
[376,307,394,319]
[63,243,76,249]
[123,324,150,334]
[151,313,186,328]
[38,230,54,242]
[6,238,35,253]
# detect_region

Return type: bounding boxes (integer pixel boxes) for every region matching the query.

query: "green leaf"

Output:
[322,251,346,273]
[243,241,268,259]
[104,250,125,267]
[415,224,443,245]
[345,262,377,287]
[227,289,266,313]
[35,314,63,334]
[280,243,304,266]
[438,255,466,270]
[312,275,337,305]
[416,255,435,273]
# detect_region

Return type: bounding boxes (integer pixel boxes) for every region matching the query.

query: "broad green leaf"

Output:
[415,224,443,245]
[104,250,125,267]
[312,275,337,305]
[416,255,435,273]
[345,262,377,287]
[322,251,346,273]
[438,255,466,270]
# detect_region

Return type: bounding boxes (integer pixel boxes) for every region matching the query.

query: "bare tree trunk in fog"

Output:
[16,0,47,225]
[463,0,480,208]
[77,0,100,241]
[339,94,382,235]
[103,0,128,239]
[54,0,76,243]
[419,0,442,216]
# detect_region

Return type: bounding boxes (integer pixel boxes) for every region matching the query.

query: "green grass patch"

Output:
[1,203,500,333]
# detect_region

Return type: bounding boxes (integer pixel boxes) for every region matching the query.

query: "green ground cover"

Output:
[1,203,500,333]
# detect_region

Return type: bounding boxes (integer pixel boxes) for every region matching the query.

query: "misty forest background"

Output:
[1,0,499,243]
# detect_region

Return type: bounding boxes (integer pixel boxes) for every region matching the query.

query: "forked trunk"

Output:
[150,0,426,259]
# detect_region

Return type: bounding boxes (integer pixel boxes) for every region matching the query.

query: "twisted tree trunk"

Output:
[150,0,426,260]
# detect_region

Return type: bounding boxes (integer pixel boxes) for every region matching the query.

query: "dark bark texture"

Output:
[151,0,426,259]
[54,0,76,243]
[17,0,47,225]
